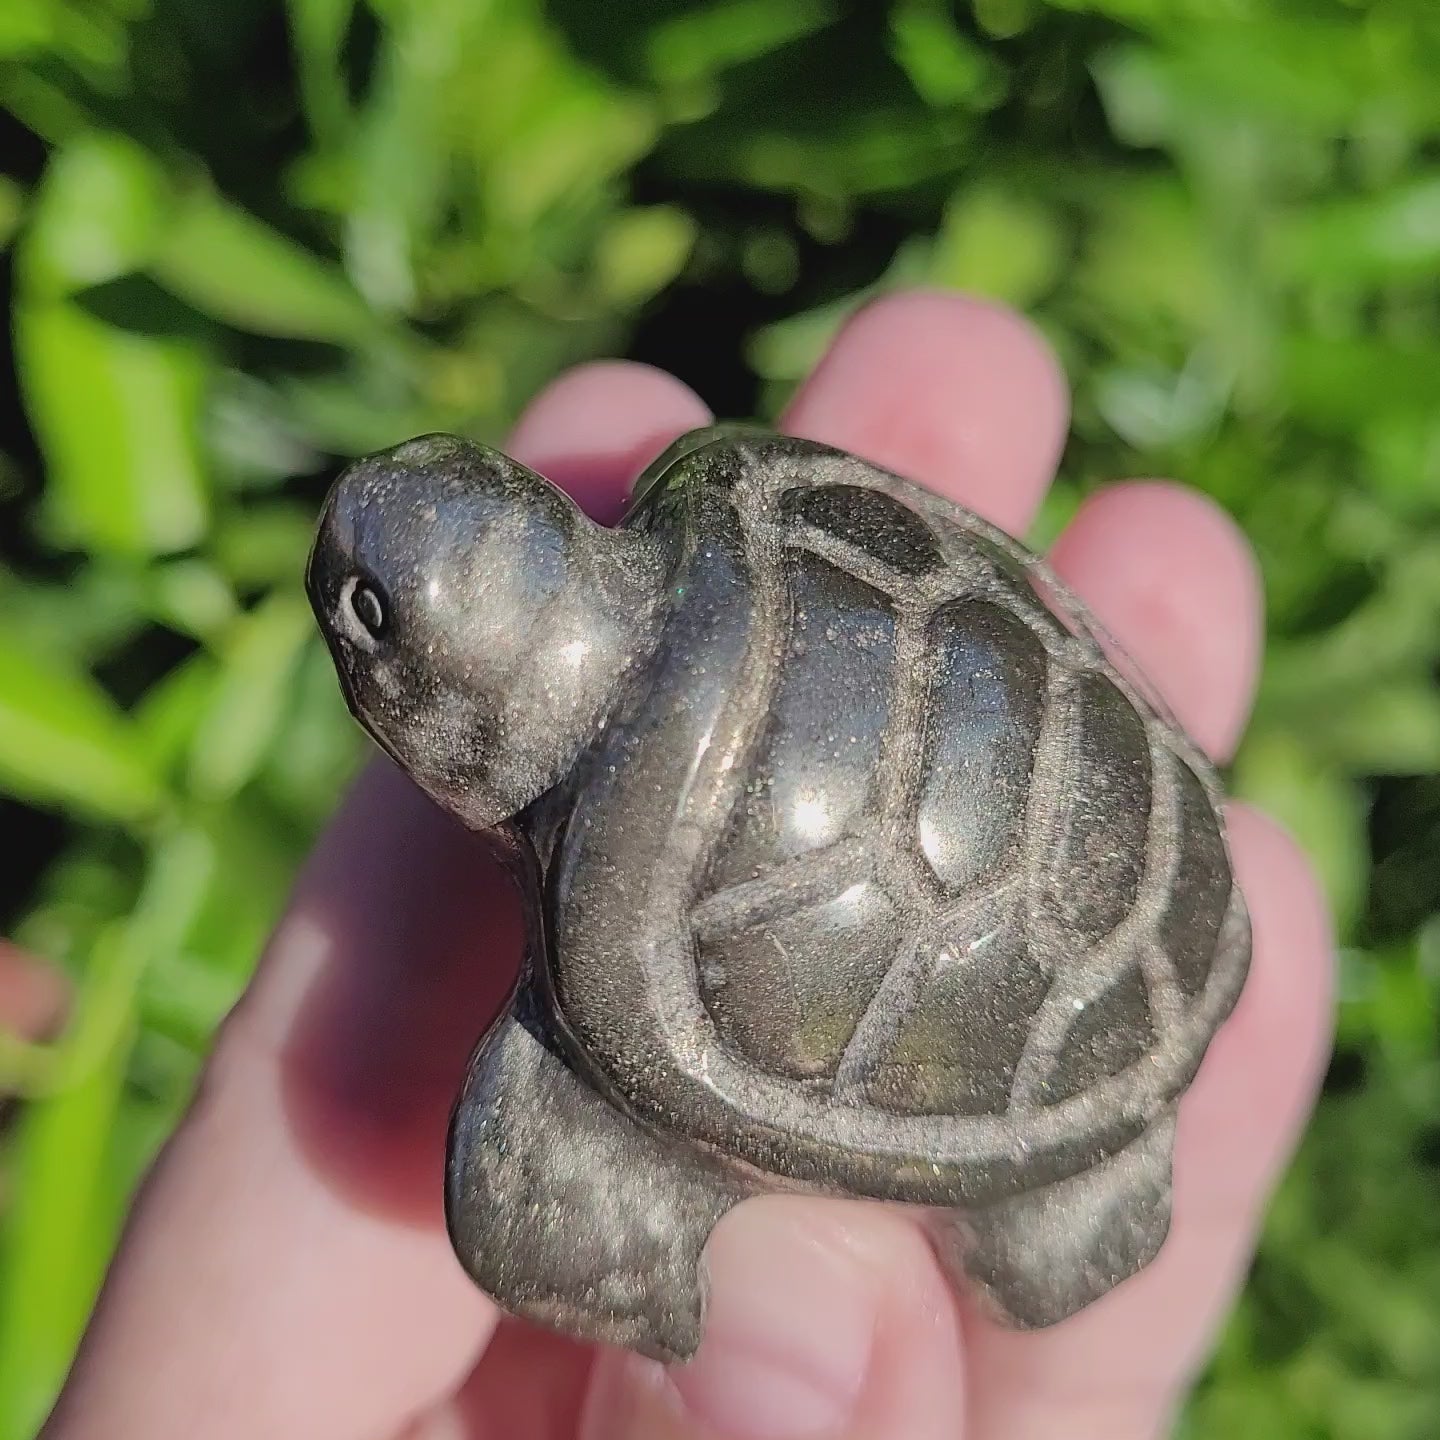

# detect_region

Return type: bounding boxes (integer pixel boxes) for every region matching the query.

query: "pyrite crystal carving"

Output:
[307,426,1250,1360]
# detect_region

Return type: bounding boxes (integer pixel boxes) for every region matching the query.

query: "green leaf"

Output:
[20,134,169,297]
[151,189,380,344]
[1074,175,1226,346]
[645,0,839,87]
[746,237,934,387]
[929,186,1065,305]
[1267,176,1440,283]
[1282,337,1440,428]
[1259,545,1440,704]
[0,830,214,1436]
[186,594,313,801]
[15,296,210,556]
[260,636,363,823]
[1093,353,1231,449]
[0,178,23,252]
[211,504,320,589]
[1360,412,1440,517]
[0,0,52,58]
[133,652,221,778]
[0,639,166,825]
[147,560,240,642]
[343,0,470,311]
[972,0,1037,40]
[1232,729,1369,937]
[1291,681,1440,776]
[593,205,697,305]
[0,562,148,668]
[482,77,658,239]
[890,0,1004,108]
[286,0,358,144]
[0,947,133,1440]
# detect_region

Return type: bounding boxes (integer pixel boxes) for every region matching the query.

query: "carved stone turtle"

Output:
[306,425,1250,1360]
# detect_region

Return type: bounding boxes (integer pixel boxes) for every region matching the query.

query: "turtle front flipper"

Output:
[931,1112,1177,1329]
[446,989,754,1362]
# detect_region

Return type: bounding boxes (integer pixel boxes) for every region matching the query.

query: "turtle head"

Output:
[307,434,665,830]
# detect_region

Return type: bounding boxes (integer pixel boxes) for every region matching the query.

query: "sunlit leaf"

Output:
[593,205,697,305]
[0,947,134,1440]
[20,133,169,297]
[890,0,1004,108]
[343,0,471,311]
[645,0,839,86]
[1267,176,1440,283]
[930,185,1065,305]
[0,0,52,58]
[151,190,380,344]
[0,829,213,1435]
[186,594,313,801]
[16,297,210,556]
[0,639,166,825]
[286,0,357,144]
[1233,728,1370,935]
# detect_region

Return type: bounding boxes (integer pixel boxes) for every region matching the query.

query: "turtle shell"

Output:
[540,429,1250,1208]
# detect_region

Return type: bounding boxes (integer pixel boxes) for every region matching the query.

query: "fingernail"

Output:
[670,1199,878,1439]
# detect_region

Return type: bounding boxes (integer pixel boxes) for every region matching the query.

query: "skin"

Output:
[0,942,66,1044]
[38,290,1334,1440]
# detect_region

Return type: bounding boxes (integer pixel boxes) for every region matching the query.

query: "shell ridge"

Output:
[691,836,875,938]
[787,523,926,605]
[1135,742,1190,1037]
[1009,726,1179,1108]
[831,871,1021,1101]
[629,449,791,1075]
[827,568,1036,1097]
[832,586,938,1043]
[1017,663,1081,976]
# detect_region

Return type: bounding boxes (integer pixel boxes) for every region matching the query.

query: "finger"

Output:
[579,1199,966,1440]
[398,1324,596,1440]
[1047,482,1263,762]
[781,289,1070,535]
[42,363,712,1440]
[964,805,1334,1439]
[0,940,68,1042]
[508,360,712,523]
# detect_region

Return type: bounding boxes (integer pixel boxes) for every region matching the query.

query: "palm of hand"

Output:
[43,292,1332,1440]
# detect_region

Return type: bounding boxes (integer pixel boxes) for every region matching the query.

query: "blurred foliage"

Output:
[0,0,1438,1436]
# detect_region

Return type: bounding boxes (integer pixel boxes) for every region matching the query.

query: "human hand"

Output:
[40,291,1334,1440]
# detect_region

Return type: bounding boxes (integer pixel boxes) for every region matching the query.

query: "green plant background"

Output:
[1,1,1437,1436]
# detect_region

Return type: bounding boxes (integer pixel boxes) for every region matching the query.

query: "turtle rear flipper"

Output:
[935,1112,1177,1328]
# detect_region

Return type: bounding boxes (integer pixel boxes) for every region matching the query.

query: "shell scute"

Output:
[707,554,895,888]
[1031,671,1154,949]
[697,880,900,1082]
[1162,759,1235,998]
[864,913,1043,1117]
[1042,966,1158,1106]
[780,483,947,577]
[917,599,1046,894]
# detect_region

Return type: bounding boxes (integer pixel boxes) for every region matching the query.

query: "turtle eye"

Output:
[340,573,389,646]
